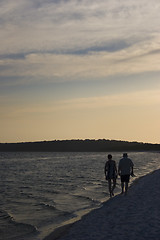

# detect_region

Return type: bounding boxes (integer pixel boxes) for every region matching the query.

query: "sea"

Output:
[0,152,160,240]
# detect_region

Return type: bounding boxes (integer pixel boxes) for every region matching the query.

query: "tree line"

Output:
[0,139,160,152]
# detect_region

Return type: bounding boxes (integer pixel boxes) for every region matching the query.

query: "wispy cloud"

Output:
[1,0,160,54]
[53,89,160,110]
[1,47,160,87]
[1,0,160,143]
[0,0,160,88]
[2,89,159,116]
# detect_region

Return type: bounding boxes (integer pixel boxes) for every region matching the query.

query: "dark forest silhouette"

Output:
[0,139,160,152]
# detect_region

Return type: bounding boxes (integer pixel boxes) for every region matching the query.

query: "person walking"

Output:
[104,154,117,197]
[118,153,134,195]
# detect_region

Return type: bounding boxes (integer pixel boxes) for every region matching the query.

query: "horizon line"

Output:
[1,138,160,145]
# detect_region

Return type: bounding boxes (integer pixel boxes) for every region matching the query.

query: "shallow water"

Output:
[0,152,159,240]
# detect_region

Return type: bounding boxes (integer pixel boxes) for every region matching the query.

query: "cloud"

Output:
[3,89,159,116]
[1,0,160,143]
[0,43,160,87]
[0,0,160,87]
[1,0,160,55]
[54,89,160,111]
[68,39,132,54]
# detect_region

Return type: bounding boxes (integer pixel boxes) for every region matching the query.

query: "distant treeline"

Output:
[0,139,160,152]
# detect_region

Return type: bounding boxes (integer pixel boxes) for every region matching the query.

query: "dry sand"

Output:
[44,169,160,240]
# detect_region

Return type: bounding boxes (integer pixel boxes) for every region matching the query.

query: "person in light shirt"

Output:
[118,153,134,195]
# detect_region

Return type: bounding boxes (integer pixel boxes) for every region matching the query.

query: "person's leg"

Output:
[125,182,129,194]
[121,175,124,194]
[121,182,124,194]
[108,179,112,197]
[112,178,116,196]
[124,175,130,195]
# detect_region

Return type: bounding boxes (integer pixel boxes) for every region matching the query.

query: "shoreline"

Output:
[43,223,74,240]
[43,205,104,240]
[43,169,160,240]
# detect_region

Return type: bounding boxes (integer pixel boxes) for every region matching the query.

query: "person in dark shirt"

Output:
[104,154,117,197]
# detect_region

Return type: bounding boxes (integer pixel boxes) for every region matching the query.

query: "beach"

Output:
[45,169,160,240]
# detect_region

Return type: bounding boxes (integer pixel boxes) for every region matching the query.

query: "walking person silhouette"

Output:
[118,153,134,195]
[104,154,117,197]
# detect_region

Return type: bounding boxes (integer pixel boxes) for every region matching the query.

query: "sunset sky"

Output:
[0,0,160,143]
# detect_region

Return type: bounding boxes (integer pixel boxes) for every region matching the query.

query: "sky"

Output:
[0,0,160,144]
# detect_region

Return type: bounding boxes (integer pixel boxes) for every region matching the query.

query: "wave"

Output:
[0,210,14,221]
[0,209,39,240]
[36,202,57,211]
[12,221,38,235]
[72,194,101,205]
[35,202,76,218]
[41,189,60,194]
[20,189,59,202]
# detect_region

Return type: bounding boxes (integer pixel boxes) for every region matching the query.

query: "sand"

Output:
[44,169,160,240]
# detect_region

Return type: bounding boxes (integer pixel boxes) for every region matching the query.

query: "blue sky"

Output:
[0,0,160,143]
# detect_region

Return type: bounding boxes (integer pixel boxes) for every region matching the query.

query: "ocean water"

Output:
[0,152,160,240]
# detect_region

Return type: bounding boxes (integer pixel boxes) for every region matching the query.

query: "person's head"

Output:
[108,154,112,160]
[123,153,128,158]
